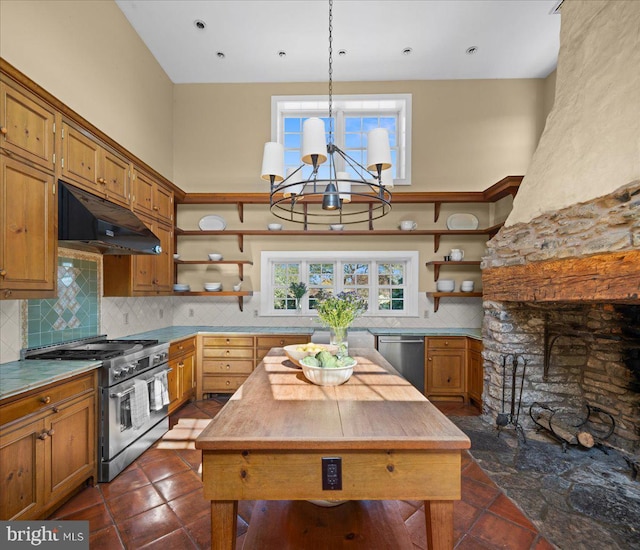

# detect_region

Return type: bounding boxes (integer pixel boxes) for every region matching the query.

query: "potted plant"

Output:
[289,281,308,313]
[314,291,367,357]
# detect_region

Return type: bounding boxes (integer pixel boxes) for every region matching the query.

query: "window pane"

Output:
[284,118,301,132]
[363,117,378,131]
[345,117,361,132]
[284,133,301,148]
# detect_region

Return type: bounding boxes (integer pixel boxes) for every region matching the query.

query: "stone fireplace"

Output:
[481,181,639,455]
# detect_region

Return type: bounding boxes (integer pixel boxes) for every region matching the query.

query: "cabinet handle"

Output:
[444,341,449,346]
[225,350,230,356]
[428,357,432,361]
[0,268,6,278]
[98,177,106,185]
[3,290,11,298]
[47,428,55,436]
[40,396,51,404]
[225,380,231,386]
[447,377,451,383]
[52,407,59,413]
[0,126,7,135]
[279,339,285,345]
[153,206,159,211]
[38,431,48,440]
[178,345,183,350]
[225,364,231,370]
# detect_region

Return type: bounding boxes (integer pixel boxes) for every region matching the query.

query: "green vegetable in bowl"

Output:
[303,355,320,367]
[336,356,354,368]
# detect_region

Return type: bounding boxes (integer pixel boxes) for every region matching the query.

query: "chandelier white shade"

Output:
[260,0,392,228]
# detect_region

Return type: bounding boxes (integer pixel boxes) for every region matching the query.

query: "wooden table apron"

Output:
[196,348,471,550]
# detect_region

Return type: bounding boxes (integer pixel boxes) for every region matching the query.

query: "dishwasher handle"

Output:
[378,338,424,344]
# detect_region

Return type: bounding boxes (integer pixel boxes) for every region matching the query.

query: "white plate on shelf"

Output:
[198,215,227,231]
[446,213,479,230]
[173,284,190,292]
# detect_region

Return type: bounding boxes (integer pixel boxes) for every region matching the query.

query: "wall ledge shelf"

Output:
[426,260,482,281]
[426,291,483,312]
[172,290,253,311]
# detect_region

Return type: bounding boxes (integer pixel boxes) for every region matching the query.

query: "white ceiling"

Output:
[115,0,561,84]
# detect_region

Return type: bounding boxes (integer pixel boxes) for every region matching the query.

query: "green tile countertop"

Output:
[121,326,316,344]
[0,360,101,401]
[368,328,482,339]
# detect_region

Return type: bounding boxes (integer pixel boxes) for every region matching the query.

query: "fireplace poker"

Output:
[496,355,509,427]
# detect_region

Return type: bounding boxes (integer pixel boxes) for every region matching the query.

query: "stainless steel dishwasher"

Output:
[376,335,425,393]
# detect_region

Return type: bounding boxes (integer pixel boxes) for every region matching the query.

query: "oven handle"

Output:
[109,367,172,399]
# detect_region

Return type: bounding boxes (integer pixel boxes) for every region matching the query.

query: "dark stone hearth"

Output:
[569,484,640,526]
[452,415,640,550]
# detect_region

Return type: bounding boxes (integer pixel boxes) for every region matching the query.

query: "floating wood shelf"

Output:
[174,259,253,281]
[171,290,253,311]
[176,227,503,253]
[426,291,483,312]
[426,260,482,281]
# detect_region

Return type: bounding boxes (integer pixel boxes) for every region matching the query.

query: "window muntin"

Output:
[261,251,419,317]
[272,95,411,185]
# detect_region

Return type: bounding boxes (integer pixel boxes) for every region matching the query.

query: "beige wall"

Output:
[173,79,546,193]
[508,0,640,225]
[0,0,174,179]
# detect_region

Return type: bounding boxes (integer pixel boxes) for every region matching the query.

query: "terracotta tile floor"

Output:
[49,398,555,549]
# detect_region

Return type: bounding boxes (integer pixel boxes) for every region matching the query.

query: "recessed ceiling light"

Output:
[216,52,225,59]
[402,47,412,56]
[278,51,287,58]
[466,46,478,55]
[338,49,347,56]
[194,19,206,30]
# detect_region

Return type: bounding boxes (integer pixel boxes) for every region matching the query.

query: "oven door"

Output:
[101,362,170,462]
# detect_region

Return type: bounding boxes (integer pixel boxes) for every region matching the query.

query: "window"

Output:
[272,94,412,185]
[261,251,419,317]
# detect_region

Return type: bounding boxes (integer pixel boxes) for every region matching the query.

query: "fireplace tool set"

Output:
[529,401,615,453]
[496,354,528,443]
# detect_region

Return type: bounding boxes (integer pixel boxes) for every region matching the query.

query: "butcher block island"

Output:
[196,348,470,549]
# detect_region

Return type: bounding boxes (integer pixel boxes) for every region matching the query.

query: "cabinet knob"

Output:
[428,357,432,361]
[447,377,451,383]
[225,364,231,370]
[444,341,449,346]
[225,380,231,386]
[279,339,285,345]
[47,428,55,436]
[153,206,159,211]
[38,431,48,440]
[40,396,51,404]
[0,268,6,278]
[0,126,7,135]
[3,290,11,298]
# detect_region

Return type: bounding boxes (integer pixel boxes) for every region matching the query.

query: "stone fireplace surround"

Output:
[481,181,640,455]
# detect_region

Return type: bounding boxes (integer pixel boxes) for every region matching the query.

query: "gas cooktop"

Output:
[26,338,160,361]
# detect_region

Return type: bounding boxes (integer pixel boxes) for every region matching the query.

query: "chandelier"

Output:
[260,0,392,228]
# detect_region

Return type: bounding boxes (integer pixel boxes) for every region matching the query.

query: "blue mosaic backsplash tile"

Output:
[27,256,99,347]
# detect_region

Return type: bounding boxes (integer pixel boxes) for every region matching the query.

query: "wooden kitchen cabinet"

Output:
[425,337,467,402]
[467,338,484,407]
[167,337,196,414]
[0,371,97,520]
[132,168,173,226]
[103,214,173,296]
[0,155,57,299]
[199,335,255,397]
[60,122,130,207]
[0,77,57,172]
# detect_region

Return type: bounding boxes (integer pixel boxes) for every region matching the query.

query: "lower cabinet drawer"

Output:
[256,335,309,349]
[202,336,253,347]
[202,376,247,392]
[202,360,253,374]
[203,347,254,359]
[427,337,466,350]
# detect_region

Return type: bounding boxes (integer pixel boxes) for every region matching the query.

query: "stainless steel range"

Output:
[26,336,170,482]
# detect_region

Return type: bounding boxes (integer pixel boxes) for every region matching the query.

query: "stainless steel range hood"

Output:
[58,181,161,255]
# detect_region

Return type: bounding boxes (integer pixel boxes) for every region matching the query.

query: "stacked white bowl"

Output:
[204,282,222,291]
[436,279,455,292]
[461,280,475,292]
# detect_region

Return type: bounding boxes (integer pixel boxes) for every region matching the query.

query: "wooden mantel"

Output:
[482,250,640,303]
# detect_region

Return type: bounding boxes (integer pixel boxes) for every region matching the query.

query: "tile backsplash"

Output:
[24,250,101,348]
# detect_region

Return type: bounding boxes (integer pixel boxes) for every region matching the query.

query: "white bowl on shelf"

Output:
[436,279,455,292]
[268,223,283,231]
[461,280,475,292]
[232,282,243,292]
[329,224,344,231]
[173,253,180,260]
[208,253,223,261]
[173,283,190,292]
[203,282,222,291]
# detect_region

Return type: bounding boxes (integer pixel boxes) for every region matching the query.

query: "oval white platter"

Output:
[446,213,479,230]
[198,215,227,231]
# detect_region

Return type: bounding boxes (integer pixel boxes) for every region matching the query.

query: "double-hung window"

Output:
[272,94,412,185]
[261,251,419,317]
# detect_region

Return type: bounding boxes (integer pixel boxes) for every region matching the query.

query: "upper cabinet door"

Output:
[101,149,130,208]
[61,122,100,190]
[0,80,57,172]
[0,156,57,298]
[131,169,155,218]
[154,183,173,225]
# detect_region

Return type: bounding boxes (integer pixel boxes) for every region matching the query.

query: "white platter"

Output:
[198,215,227,231]
[446,213,479,230]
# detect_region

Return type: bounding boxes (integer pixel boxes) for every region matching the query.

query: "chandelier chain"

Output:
[328,0,333,142]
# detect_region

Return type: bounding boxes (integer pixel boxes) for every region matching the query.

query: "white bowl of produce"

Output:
[283,343,337,367]
[436,279,455,292]
[299,354,356,386]
[208,253,223,261]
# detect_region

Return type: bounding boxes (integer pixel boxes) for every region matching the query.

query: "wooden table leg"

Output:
[425,500,454,550]
[211,500,238,550]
